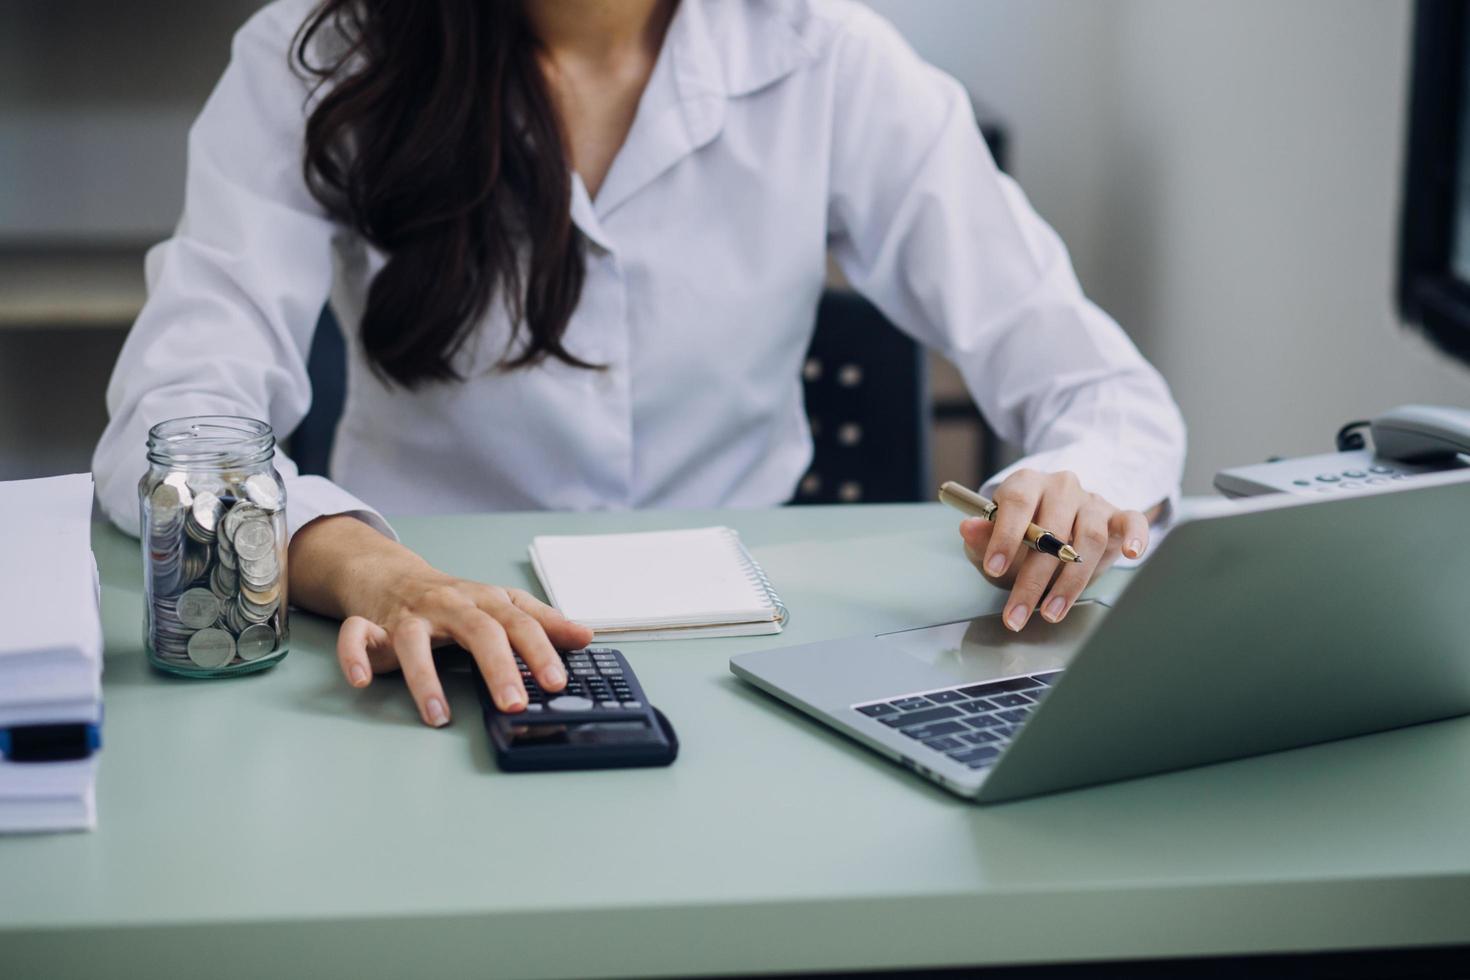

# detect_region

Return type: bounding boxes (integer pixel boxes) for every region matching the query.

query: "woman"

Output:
[94,0,1186,728]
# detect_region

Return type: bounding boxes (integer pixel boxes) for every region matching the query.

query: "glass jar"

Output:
[138,416,289,677]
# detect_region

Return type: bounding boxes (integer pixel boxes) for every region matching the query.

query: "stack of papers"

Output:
[0,474,103,833]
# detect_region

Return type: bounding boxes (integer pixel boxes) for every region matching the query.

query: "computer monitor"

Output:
[1400,0,1470,365]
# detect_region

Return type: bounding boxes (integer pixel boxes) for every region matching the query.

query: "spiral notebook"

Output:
[528,526,788,641]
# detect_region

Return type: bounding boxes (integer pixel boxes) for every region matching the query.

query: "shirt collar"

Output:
[578,0,832,228]
[675,0,832,100]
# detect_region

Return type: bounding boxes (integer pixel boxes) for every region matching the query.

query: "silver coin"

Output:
[233,519,275,561]
[223,599,249,635]
[150,482,181,514]
[186,628,236,669]
[185,473,229,498]
[190,490,223,534]
[179,545,211,585]
[236,623,278,661]
[236,594,278,623]
[239,580,281,605]
[159,472,192,508]
[242,474,282,512]
[174,588,221,629]
[221,502,264,543]
[209,563,238,601]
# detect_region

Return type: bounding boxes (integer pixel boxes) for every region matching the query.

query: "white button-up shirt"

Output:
[94,0,1186,539]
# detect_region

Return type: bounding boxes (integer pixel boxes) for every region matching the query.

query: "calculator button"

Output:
[1342,470,1367,479]
[1366,477,1388,485]
[620,701,643,710]
[571,667,597,676]
[1340,481,1361,489]
[1370,465,1395,475]
[1292,479,1312,487]
[598,666,623,676]
[524,703,544,712]
[1315,474,1340,483]
[547,695,594,712]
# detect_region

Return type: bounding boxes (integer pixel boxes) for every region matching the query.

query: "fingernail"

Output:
[1043,596,1066,622]
[425,697,450,728]
[500,686,526,711]
[1126,539,1143,558]
[547,665,567,687]
[987,553,1007,576]
[349,665,369,687]
[1005,604,1028,631]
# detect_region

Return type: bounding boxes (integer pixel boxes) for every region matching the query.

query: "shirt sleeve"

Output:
[825,6,1186,519]
[90,0,394,543]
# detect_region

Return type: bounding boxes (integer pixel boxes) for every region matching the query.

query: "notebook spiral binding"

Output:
[722,528,790,628]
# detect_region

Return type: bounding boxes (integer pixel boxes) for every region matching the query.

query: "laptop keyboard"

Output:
[854,672,1062,770]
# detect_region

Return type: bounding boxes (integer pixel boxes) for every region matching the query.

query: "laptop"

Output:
[729,473,1470,803]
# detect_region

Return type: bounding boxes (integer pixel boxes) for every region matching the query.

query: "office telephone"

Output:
[1213,404,1470,498]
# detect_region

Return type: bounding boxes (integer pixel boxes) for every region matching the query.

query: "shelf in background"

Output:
[0,242,150,329]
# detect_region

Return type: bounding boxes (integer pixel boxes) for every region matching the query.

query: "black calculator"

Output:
[475,647,678,772]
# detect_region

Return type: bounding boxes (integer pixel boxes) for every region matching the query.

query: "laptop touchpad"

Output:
[875,600,1109,683]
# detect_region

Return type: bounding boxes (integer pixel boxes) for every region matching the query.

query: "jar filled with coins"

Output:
[138,416,289,677]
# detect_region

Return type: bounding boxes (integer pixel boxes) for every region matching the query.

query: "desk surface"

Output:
[3,504,1470,978]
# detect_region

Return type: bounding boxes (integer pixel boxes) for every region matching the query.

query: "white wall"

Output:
[0,0,259,241]
[872,0,1470,493]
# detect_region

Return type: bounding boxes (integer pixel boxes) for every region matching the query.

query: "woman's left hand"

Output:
[958,469,1153,632]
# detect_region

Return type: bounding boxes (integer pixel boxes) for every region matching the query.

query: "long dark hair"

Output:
[294,1,595,388]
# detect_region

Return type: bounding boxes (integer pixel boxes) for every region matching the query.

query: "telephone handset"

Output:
[1213,404,1470,498]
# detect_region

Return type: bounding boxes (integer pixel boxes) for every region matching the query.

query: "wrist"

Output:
[289,514,439,621]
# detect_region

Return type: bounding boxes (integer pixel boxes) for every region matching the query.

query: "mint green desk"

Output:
[3,505,1470,978]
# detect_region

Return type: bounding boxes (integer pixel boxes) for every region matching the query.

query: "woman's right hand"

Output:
[288,514,593,727]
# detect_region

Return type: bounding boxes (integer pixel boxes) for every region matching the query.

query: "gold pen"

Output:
[938,481,1083,564]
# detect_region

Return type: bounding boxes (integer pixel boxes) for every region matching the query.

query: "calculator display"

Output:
[505,721,654,746]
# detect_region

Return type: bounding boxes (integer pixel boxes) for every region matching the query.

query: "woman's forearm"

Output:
[287,515,439,621]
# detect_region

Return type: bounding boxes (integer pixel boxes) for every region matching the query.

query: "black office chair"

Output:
[790,290,930,504]
[290,306,346,479]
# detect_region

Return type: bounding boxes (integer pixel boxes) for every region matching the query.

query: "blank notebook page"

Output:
[529,527,781,631]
